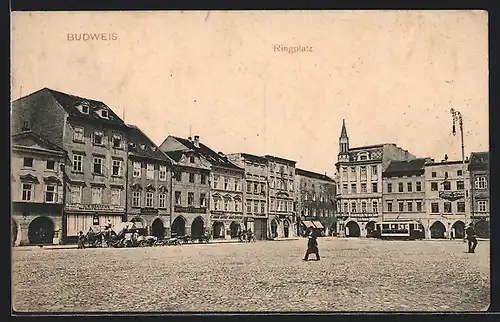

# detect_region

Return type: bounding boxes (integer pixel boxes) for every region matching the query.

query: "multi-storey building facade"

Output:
[335,119,415,237]
[424,160,470,239]
[159,136,211,239]
[295,168,336,236]
[381,159,427,235]
[126,125,174,238]
[468,152,489,238]
[266,155,297,238]
[160,135,245,239]
[12,88,129,241]
[11,131,67,245]
[226,153,269,240]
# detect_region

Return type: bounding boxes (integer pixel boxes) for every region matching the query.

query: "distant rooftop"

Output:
[296,168,335,182]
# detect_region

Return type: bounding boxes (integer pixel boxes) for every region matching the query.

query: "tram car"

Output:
[374,221,424,240]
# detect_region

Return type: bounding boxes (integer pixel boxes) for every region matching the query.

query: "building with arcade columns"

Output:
[334,119,415,237]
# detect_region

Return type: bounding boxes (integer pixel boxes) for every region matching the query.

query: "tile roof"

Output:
[296,168,335,182]
[469,152,489,166]
[11,130,66,153]
[349,143,387,151]
[45,88,125,126]
[127,125,173,163]
[227,152,268,163]
[264,155,297,165]
[384,158,427,175]
[172,136,244,171]
[164,150,185,162]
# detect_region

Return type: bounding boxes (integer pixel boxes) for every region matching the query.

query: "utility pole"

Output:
[450,108,468,237]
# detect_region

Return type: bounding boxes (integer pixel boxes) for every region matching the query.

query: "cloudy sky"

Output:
[11,11,488,175]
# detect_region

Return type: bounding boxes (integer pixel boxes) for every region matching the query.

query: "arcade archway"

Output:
[28,216,54,244]
[12,219,18,245]
[171,216,186,237]
[230,221,240,238]
[475,220,490,238]
[151,218,165,238]
[430,221,446,239]
[451,221,465,239]
[283,219,290,238]
[212,221,225,239]
[271,219,279,238]
[191,216,204,238]
[346,221,360,237]
[366,221,376,237]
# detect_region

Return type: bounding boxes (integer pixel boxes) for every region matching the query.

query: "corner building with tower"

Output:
[334,119,415,237]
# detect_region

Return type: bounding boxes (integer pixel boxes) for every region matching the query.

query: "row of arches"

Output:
[18,216,55,244]
[344,219,489,239]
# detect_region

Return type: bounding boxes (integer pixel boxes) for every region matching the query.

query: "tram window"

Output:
[391,224,398,229]
[382,224,389,229]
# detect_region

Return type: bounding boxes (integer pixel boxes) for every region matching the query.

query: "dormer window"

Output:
[359,154,368,161]
[140,144,146,150]
[93,130,104,145]
[101,110,109,118]
[112,134,122,148]
[80,101,90,114]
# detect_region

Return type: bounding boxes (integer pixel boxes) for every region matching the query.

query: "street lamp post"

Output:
[450,108,468,231]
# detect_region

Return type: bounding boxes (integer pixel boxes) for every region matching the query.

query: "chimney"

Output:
[188,136,192,142]
[194,135,200,148]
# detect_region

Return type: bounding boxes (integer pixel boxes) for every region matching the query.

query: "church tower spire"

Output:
[338,119,350,162]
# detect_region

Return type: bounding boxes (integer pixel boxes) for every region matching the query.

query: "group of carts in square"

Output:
[79,221,257,249]
[79,221,211,248]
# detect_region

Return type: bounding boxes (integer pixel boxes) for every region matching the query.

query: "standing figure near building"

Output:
[466,224,478,253]
[303,232,320,261]
[77,231,85,249]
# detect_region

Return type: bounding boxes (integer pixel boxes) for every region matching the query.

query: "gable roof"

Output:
[296,168,335,182]
[164,150,185,162]
[44,88,125,126]
[12,130,66,153]
[171,136,243,171]
[127,125,173,163]
[383,158,427,177]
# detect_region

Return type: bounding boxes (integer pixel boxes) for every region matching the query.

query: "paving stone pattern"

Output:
[12,238,490,312]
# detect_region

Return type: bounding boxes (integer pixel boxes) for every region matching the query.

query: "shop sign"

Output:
[66,203,125,212]
[439,191,464,201]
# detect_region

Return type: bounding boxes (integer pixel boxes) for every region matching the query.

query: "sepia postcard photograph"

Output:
[10,10,490,313]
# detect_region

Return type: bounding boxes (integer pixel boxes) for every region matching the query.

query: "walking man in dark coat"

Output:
[303,230,320,261]
[466,224,478,253]
[77,231,86,249]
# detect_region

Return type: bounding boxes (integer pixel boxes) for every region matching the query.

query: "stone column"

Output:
[360,223,367,238]
[16,222,30,246]
[185,226,192,237]
[53,229,61,245]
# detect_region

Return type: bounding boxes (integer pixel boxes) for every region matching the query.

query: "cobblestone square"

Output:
[12,238,490,312]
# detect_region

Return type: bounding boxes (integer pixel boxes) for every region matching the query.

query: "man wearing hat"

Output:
[465,223,478,253]
[303,229,320,261]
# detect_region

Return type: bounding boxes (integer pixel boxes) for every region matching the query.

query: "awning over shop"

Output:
[301,221,314,228]
[301,220,325,229]
[312,221,324,229]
